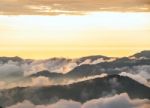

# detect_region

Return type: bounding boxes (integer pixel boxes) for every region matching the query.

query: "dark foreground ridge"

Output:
[0,75,150,107]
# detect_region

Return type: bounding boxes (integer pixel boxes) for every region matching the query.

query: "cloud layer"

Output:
[120,72,150,87]
[0,57,110,79]
[0,74,108,89]
[0,76,53,89]
[0,60,24,81]
[7,93,150,108]
[0,0,150,15]
[24,57,113,75]
[0,57,150,89]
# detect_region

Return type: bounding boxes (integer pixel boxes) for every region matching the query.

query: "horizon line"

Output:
[0,50,149,60]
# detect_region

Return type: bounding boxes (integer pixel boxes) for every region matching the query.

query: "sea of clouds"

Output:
[7,93,150,108]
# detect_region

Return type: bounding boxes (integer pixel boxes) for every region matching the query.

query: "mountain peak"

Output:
[29,70,63,78]
[0,56,24,63]
[0,75,149,107]
[131,50,150,58]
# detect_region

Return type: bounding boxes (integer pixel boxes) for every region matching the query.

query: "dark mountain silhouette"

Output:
[65,58,150,78]
[0,56,24,63]
[131,50,150,58]
[0,75,150,107]
[28,56,150,79]
[30,70,64,78]
[76,55,110,64]
[0,50,149,64]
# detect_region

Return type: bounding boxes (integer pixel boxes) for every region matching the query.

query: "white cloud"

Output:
[0,81,7,89]
[0,76,53,89]
[118,65,150,80]
[0,73,108,89]
[0,61,24,80]
[132,65,150,79]
[24,59,78,75]
[30,76,52,87]
[60,73,108,85]
[120,72,150,87]
[0,56,114,78]
[91,58,116,64]
[6,101,35,108]
[23,57,110,75]
[82,93,150,108]
[7,93,150,108]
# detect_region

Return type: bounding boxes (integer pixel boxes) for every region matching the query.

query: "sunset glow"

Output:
[0,0,150,59]
[0,12,150,59]
[0,1,150,108]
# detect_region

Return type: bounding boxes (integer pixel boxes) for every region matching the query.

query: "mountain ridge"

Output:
[0,75,150,107]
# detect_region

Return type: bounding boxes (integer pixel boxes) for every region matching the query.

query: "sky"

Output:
[0,0,150,59]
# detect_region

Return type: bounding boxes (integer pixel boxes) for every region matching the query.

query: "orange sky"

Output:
[0,0,150,59]
[0,12,150,59]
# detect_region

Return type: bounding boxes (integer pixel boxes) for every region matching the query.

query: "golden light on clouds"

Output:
[0,12,150,59]
[0,0,150,15]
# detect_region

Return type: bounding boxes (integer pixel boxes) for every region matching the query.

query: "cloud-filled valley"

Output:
[0,51,150,108]
[0,51,150,88]
[0,74,150,107]
[6,93,150,108]
[0,0,150,107]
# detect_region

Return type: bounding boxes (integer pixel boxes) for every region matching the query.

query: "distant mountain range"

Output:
[0,50,149,63]
[65,57,150,78]
[0,51,150,107]
[131,50,150,58]
[0,51,149,80]
[0,75,150,107]
[29,51,150,80]
[0,56,24,63]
